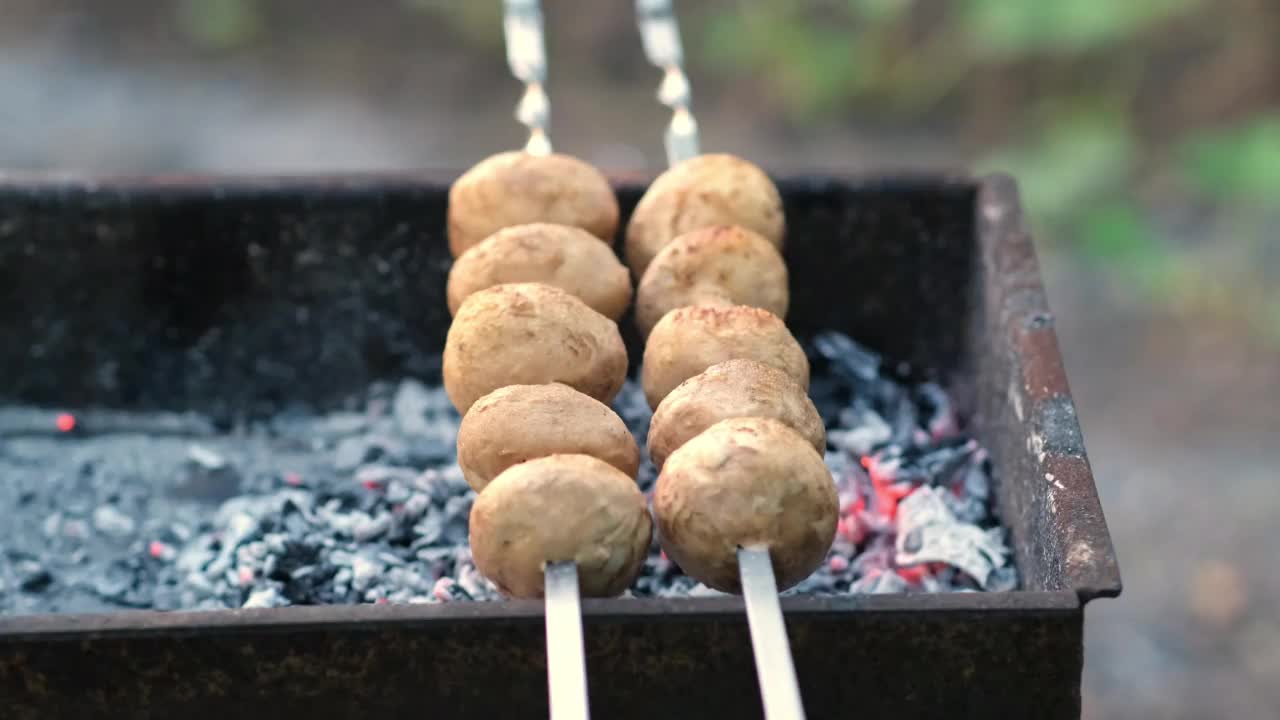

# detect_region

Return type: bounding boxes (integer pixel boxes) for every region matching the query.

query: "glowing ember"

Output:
[55,413,76,433]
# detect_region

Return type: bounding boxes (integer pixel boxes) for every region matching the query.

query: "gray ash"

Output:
[0,333,1014,614]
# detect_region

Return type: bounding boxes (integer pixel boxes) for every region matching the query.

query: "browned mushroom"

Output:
[447,223,632,321]
[443,283,627,414]
[641,304,808,409]
[457,383,640,492]
[648,359,824,470]
[652,417,837,593]
[634,224,788,338]
[625,153,783,277]
[469,454,653,598]
[448,151,619,258]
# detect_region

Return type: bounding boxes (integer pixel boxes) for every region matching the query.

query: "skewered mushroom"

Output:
[457,383,640,492]
[642,304,808,409]
[443,282,627,414]
[470,453,653,598]
[652,417,837,593]
[625,153,784,277]
[648,359,824,471]
[448,151,619,257]
[448,223,633,321]
[634,224,788,338]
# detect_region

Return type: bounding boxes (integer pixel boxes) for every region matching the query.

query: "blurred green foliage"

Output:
[961,0,1195,56]
[166,0,1277,343]
[1179,116,1280,203]
[176,0,263,50]
[698,0,1277,344]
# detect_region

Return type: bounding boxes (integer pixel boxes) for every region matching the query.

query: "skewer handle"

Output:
[545,560,591,720]
[739,546,807,720]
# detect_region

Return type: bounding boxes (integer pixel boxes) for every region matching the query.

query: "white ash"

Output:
[0,333,1015,614]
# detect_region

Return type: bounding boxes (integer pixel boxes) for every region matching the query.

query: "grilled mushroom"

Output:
[653,417,837,593]
[448,151,619,257]
[470,454,652,598]
[443,283,627,414]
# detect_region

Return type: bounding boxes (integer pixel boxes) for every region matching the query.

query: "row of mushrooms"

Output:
[443,149,837,599]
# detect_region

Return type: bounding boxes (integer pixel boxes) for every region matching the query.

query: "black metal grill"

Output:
[0,172,1121,720]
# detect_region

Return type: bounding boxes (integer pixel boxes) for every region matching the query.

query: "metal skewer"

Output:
[637,3,806,718]
[635,0,699,165]
[739,546,806,719]
[504,0,552,156]
[545,561,590,720]
[503,3,590,718]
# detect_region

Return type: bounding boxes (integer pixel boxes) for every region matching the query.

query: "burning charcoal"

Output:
[385,480,412,505]
[610,380,652,430]
[150,585,183,611]
[334,436,373,472]
[916,382,958,439]
[350,555,383,592]
[352,512,393,542]
[172,444,241,500]
[403,437,455,466]
[985,565,1018,592]
[392,379,436,437]
[334,435,408,472]
[41,512,62,539]
[243,585,288,609]
[92,560,135,602]
[271,411,368,443]
[413,509,446,546]
[455,565,497,601]
[92,505,137,539]
[851,537,895,578]
[188,444,226,469]
[895,488,1010,588]
[849,570,908,594]
[1,331,1014,613]
[316,412,370,438]
[896,486,955,530]
[223,512,260,549]
[943,495,988,526]
[440,494,473,545]
[148,540,178,562]
[15,559,53,592]
[176,535,218,575]
[399,493,430,521]
[828,400,892,455]
[443,494,473,522]
[432,576,471,602]
[355,465,418,492]
[813,332,881,383]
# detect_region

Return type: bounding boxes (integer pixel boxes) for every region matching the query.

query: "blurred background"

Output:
[0,1,1276,717]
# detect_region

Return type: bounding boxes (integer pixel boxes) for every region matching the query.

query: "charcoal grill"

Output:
[0,171,1121,719]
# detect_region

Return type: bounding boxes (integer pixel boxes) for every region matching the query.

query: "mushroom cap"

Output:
[641,305,809,409]
[448,151,619,257]
[443,283,627,414]
[447,223,632,320]
[648,359,824,470]
[457,383,640,492]
[625,153,784,277]
[635,224,788,337]
[653,417,838,593]
[470,454,653,598]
